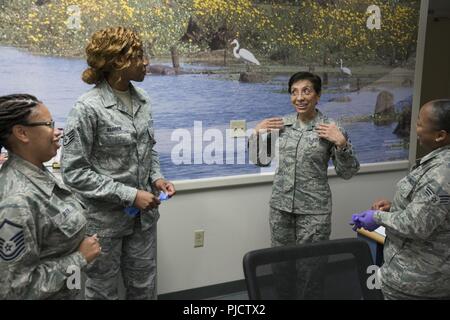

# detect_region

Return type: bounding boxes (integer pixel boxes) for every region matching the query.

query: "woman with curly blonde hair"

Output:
[61,26,175,300]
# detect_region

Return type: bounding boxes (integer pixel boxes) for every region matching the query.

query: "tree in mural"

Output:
[0,0,419,66]
[367,2,419,65]
[0,0,195,56]
[191,0,269,51]
[265,0,419,65]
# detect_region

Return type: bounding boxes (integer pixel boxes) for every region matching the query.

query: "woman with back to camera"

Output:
[0,94,100,299]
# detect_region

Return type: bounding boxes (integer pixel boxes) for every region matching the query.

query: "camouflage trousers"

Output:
[269,208,331,299]
[381,281,450,300]
[84,218,157,300]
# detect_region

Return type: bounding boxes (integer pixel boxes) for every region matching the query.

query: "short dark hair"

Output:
[426,99,450,132]
[288,72,322,95]
[0,94,41,150]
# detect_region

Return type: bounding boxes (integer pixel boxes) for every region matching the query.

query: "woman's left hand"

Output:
[315,123,347,147]
[154,179,176,197]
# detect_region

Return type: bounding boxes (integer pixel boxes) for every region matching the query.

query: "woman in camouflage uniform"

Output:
[61,27,175,300]
[250,72,360,299]
[0,94,100,299]
[352,99,450,299]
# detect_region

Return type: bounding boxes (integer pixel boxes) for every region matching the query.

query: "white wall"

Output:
[157,166,408,294]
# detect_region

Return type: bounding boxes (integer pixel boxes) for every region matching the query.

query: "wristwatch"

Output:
[336,142,349,152]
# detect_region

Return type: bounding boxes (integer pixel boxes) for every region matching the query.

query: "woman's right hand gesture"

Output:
[254,117,284,134]
[371,198,391,212]
[78,234,101,263]
[133,190,160,210]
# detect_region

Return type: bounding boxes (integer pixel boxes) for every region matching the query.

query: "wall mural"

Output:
[0,0,421,180]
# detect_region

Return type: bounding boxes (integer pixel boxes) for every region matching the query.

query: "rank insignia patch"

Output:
[425,186,450,205]
[0,219,25,262]
[63,129,76,147]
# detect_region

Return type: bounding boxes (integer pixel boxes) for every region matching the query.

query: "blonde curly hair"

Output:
[82,27,144,85]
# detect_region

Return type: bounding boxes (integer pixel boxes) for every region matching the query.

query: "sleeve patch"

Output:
[63,129,76,147]
[425,185,450,205]
[0,219,26,262]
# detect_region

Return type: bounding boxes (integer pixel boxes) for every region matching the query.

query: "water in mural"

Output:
[0,0,420,180]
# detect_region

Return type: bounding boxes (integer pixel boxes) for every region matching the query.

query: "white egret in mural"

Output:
[231,39,260,67]
[339,59,352,76]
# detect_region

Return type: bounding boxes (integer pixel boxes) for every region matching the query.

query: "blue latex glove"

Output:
[124,206,140,217]
[159,192,169,201]
[350,210,379,232]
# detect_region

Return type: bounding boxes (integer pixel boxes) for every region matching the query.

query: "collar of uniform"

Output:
[282,113,298,127]
[419,144,450,165]
[284,109,325,131]
[308,109,327,130]
[8,153,56,197]
[97,81,147,110]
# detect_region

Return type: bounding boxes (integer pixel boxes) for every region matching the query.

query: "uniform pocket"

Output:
[49,205,86,238]
[304,134,330,155]
[397,177,415,200]
[278,132,288,150]
[312,219,331,241]
[96,132,134,168]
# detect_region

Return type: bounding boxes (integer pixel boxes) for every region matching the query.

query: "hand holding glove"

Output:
[350,210,379,232]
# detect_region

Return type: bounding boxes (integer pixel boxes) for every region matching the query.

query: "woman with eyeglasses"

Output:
[249,72,360,299]
[0,94,101,299]
[61,27,175,300]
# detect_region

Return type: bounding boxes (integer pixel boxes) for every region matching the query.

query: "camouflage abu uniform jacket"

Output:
[61,81,164,237]
[250,110,360,214]
[374,145,450,298]
[0,153,87,299]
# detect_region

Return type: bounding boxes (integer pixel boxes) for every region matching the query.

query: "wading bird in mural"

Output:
[231,39,260,69]
[339,59,352,76]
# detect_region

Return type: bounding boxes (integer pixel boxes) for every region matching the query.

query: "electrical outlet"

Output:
[194,230,204,248]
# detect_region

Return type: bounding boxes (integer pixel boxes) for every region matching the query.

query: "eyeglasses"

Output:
[22,120,55,129]
[290,87,315,98]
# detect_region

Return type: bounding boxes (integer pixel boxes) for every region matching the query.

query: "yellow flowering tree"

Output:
[192,0,269,52]
[0,0,420,66]
[0,0,36,48]
[1,0,195,56]
[273,0,419,65]
[367,2,419,65]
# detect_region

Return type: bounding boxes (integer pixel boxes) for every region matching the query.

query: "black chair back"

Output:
[243,238,383,300]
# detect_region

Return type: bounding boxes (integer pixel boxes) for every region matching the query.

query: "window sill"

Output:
[173,160,409,192]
